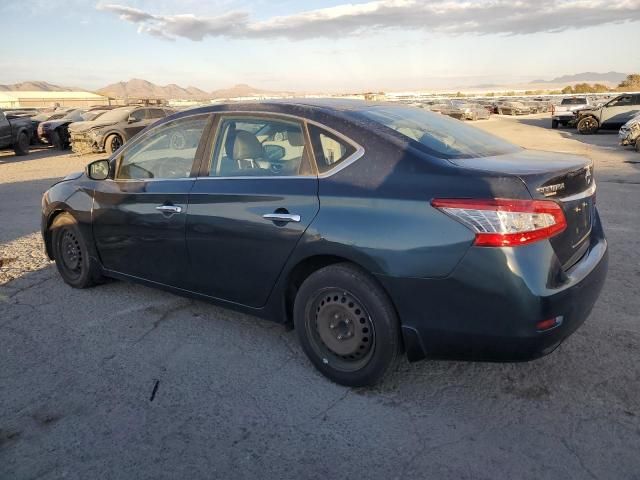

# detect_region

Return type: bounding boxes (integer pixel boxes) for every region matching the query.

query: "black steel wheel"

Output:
[307,288,376,372]
[105,134,123,155]
[50,213,102,288]
[294,263,400,387]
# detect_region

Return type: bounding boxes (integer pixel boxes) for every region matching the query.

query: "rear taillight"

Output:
[431,198,567,247]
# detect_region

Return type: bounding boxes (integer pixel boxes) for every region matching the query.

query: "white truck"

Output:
[551,97,590,129]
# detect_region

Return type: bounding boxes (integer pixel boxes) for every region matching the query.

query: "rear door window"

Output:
[209,115,312,177]
[148,108,167,119]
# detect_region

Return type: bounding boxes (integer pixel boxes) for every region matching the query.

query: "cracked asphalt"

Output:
[1,115,639,479]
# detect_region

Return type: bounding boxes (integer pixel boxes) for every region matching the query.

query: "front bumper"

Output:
[552,113,577,124]
[377,212,608,362]
[70,133,102,154]
[619,127,639,146]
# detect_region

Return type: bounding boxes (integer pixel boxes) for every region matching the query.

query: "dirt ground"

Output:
[1,113,639,480]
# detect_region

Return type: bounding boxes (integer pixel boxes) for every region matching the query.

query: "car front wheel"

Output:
[577,116,599,134]
[13,131,30,156]
[104,134,123,155]
[635,138,640,153]
[294,263,400,387]
[50,213,102,288]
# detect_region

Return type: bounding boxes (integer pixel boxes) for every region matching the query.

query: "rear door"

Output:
[0,110,11,146]
[92,113,211,286]
[185,113,319,307]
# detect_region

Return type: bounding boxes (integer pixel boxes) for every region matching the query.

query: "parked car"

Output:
[498,102,531,115]
[38,109,114,150]
[30,110,70,144]
[576,94,640,135]
[551,97,590,129]
[41,100,608,386]
[37,109,86,149]
[441,102,491,121]
[69,106,175,154]
[618,113,640,152]
[0,108,33,155]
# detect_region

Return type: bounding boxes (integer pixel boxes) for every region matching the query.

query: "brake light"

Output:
[431,198,567,247]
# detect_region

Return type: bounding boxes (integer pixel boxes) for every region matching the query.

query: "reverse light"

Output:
[431,198,567,247]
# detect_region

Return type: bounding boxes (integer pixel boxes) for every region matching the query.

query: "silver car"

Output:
[619,113,640,152]
[441,102,491,121]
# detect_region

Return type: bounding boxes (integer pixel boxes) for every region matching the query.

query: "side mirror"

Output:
[128,116,136,123]
[86,159,110,180]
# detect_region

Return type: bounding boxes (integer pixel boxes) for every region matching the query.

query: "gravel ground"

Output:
[1,115,639,480]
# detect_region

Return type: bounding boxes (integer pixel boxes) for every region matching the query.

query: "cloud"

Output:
[98,0,640,41]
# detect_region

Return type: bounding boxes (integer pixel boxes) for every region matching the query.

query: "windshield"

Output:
[95,108,133,122]
[561,98,587,105]
[61,110,85,121]
[82,110,107,121]
[357,106,520,159]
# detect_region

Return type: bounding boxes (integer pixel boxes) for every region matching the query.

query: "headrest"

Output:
[232,130,263,160]
[288,130,305,147]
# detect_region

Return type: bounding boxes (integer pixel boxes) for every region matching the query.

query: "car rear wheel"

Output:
[294,263,400,387]
[551,120,559,129]
[577,116,599,135]
[50,213,102,288]
[13,131,29,156]
[104,134,123,155]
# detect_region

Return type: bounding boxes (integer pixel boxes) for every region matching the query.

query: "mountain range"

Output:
[530,71,627,84]
[0,79,286,100]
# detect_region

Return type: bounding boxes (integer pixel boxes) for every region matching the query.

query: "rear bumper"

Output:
[377,213,608,362]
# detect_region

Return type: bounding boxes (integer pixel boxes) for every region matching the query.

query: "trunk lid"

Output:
[449,149,595,269]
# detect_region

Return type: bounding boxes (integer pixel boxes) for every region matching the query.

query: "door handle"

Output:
[156,205,183,214]
[263,213,301,223]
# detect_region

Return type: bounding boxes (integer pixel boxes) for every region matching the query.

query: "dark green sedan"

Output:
[41,100,608,386]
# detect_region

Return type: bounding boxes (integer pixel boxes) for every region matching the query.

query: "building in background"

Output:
[0,91,111,109]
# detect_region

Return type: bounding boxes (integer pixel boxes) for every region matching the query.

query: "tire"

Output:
[13,131,29,156]
[51,130,63,150]
[293,263,400,387]
[551,120,559,129]
[471,113,478,121]
[104,134,123,155]
[635,138,640,153]
[50,213,102,288]
[577,116,599,135]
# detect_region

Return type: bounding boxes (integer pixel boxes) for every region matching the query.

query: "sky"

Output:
[1,0,639,92]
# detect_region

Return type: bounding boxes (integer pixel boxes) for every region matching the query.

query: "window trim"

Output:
[199,111,364,180]
[111,113,213,182]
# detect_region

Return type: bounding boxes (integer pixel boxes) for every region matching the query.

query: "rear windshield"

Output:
[357,106,520,159]
[561,98,587,105]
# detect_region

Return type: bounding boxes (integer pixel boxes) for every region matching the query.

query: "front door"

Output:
[186,114,319,307]
[122,108,152,140]
[92,114,211,287]
[601,95,640,129]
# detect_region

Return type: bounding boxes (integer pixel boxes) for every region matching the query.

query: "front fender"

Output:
[41,179,96,260]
